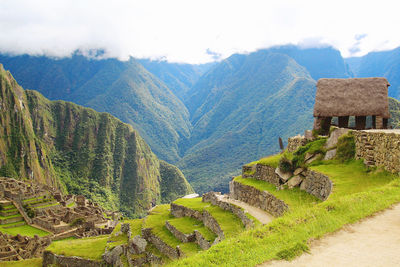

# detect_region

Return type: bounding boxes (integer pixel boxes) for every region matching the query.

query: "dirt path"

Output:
[218,195,274,224]
[262,203,400,267]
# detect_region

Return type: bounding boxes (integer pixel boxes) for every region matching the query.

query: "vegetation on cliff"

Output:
[0,64,193,217]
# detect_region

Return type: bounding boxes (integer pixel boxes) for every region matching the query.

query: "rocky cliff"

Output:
[0,64,193,217]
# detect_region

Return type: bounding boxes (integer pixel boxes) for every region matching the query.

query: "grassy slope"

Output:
[169,160,400,266]
[168,216,216,242]
[46,235,108,260]
[2,258,42,267]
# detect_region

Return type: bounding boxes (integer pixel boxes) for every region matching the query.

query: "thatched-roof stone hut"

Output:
[313,78,390,134]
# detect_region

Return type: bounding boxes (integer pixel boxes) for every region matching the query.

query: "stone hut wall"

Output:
[287,135,306,153]
[301,170,332,201]
[353,131,400,173]
[229,180,288,216]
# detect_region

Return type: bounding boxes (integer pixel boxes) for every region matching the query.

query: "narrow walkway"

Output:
[217,195,274,225]
[262,203,400,267]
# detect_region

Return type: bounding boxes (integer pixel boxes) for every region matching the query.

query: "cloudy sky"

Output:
[0,0,399,63]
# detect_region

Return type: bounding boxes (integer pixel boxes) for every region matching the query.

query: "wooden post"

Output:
[383,118,389,129]
[355,116,366,130]
[372,115,376,129]
[338,116,349,128]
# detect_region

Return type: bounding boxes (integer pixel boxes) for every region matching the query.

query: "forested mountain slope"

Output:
[0,64,193,217]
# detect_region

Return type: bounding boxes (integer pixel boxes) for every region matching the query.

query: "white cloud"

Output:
[0,0,399,63]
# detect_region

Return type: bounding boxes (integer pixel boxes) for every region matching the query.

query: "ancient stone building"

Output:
[313,78,390,134]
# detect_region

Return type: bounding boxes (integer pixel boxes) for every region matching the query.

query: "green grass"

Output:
[107,232,128,250]
[46,235,108,260]
[168,216,217,242]
[173,198,244,238]
[67,201,76,208]
[143,204,200,257]
[168,160,400,267]
[122,218,143,237]
[0,214,22,220]
[0,224,49,237]
[311,160,397,199]
[1,258,42,267]
[33,202,59,209]
[234,176,320,209]
[246,153,282,168]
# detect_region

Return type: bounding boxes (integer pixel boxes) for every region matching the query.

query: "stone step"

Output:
[3,221,26,229]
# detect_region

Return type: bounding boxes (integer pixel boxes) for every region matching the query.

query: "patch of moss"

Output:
[335,133,355,162]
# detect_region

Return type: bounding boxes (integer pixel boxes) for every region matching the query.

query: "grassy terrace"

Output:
[168,158,400,267]
[245,153,281,168]
[0,224,49,237]
[46,235,108,260]
[173,198,244,238]
[2,258,42,267]
[168,216,217,242]
[143,204,200,257]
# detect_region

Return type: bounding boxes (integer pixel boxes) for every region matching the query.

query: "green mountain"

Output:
[389,97,400,128]
[0,54,191,163]
[138,59,214,100]
[346,47,400,99]
[0,64,193,217]
[180,51,317,192]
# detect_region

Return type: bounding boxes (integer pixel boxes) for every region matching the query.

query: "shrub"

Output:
[336,133,355,162]
[279,155,293,173]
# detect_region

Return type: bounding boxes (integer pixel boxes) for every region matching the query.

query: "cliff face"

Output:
[0,64,193,217]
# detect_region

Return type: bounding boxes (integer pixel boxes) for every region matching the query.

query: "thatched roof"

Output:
[314,78,390,118]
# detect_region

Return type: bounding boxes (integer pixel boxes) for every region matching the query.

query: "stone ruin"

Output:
[0,177,117,262]
[0,232,51,261]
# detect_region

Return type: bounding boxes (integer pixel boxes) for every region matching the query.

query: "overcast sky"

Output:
[0,0,399,63]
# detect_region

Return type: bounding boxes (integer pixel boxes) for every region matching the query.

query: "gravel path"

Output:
[218,195,274,224]
[262,203,400,267]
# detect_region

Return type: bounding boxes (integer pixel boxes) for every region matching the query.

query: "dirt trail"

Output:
[218,195,274,224]
[263,203,400,267]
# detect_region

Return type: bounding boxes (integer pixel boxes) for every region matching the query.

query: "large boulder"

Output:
[325,128,350,149]
[324,149,337,160]
[103,245,124,266]
[275,167,292,182]
[287,175,303,189]
[130,235,147,254]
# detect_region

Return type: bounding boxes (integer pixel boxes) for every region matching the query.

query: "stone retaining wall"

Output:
[202,192,254,229]
[165,221,195,243]
[254,165,281,186]
[42,251,106,267]
[229,180,288,216]
[353,131,400,173]
[301,170,332,201]
[170,203,224,239]
[142,228,180,259]
[287,135,307,153]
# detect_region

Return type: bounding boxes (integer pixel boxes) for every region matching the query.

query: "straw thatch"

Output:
[313,78,390,118]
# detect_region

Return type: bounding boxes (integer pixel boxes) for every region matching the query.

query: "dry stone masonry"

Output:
[354,130,400,172]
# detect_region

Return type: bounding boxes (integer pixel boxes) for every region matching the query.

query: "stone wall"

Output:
[254,165,281,186]
[165,221,195,243]
[301,170,332,201]
[170,203,224,239]
[353,130,400,173]
[42,251,106,267]
[229,180,288,216]
[142,228,180,259]
[287,135,307,153]
[202,192,254,229]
